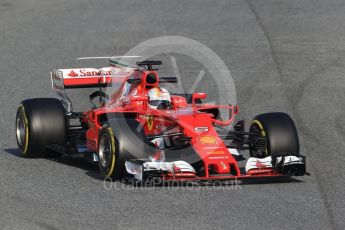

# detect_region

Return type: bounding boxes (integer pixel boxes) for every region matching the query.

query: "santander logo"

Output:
[66,69,112,77]
[67,70,79,77]
[255,160,267,168]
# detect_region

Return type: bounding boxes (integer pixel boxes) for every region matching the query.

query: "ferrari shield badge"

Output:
[147,115,154,130]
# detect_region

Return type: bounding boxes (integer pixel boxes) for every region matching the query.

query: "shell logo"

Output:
[197,135,218,144]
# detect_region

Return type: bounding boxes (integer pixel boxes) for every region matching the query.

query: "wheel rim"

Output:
[16,113,26,148]
[249,121,268,158]
[99,133,111,168]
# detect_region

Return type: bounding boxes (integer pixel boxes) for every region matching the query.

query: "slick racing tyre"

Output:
[97,126,120,180]
[97,118,153,180]
[249,112,299,158]
[15,98,67,157]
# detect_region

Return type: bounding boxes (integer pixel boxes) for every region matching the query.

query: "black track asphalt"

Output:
[0,0,344,229]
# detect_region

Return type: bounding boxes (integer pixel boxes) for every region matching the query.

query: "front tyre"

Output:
[249,112,299,158]
[97,126,123,180]
[97,118,155,180]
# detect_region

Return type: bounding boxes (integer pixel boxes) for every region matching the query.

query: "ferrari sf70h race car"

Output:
[15,58,306,183]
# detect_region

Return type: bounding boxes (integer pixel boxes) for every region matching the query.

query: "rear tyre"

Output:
[249,112,299,158]
[15,98,67,157]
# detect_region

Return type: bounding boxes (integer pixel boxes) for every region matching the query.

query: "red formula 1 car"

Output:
[15,59,306,183]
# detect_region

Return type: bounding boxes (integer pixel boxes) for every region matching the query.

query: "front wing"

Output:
[124,155,306,182]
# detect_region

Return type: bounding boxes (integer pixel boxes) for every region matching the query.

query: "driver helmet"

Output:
[147,87,171,110]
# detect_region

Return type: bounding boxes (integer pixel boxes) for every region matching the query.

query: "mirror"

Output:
[192,93,207,106]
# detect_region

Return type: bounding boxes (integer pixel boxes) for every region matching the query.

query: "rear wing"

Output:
[50,65,177,113]
[51,67,132,113]
[51,67,132,89]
